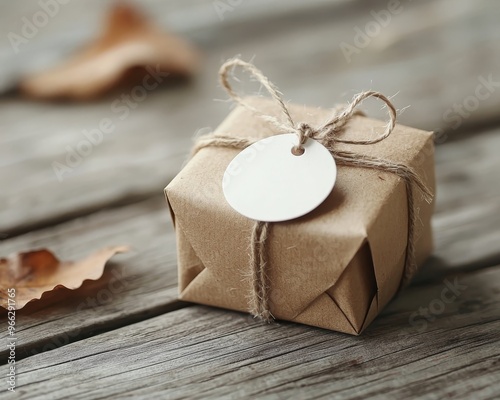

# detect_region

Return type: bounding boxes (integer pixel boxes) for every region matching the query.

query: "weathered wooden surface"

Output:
[0,0,346,92]
[12,266,500,400]
[2,0,500,235]
[1,0,500,398]
[0,122,499,364]
[423,126,500,278]
[0,197,182,361]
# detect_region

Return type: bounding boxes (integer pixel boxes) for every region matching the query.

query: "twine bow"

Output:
[194,58,433,321]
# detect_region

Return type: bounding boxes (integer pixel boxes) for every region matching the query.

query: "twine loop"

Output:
[194,58,432,322]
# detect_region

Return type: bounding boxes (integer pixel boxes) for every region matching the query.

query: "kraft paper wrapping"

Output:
[165,98,435,335]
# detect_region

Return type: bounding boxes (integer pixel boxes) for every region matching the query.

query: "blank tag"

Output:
[222,133,336,222]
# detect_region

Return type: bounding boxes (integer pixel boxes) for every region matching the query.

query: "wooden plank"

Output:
[1,0,499,128]
[0,196,182,360]
[0,0,348,91]
[1,124,499,360]
[418,126,500,280]
[1,0,499,376]
[2,0,500,234]
[12,266,500,399]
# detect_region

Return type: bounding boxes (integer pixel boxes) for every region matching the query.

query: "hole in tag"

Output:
[291,146,305,156]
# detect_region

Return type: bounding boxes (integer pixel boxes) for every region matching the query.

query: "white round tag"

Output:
[222,133,336,222]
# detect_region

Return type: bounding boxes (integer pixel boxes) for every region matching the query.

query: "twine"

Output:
[193,58,432,321]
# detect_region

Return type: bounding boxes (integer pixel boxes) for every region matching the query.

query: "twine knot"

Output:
[293,122,315,154]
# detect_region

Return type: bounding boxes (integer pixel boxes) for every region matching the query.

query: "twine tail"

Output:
[250,220,273,322]
[191,135,254,158]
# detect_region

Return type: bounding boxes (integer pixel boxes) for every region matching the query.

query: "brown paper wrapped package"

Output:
[165,98,435,335]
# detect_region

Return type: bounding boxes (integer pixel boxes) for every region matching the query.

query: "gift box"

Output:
[165,96,435,335]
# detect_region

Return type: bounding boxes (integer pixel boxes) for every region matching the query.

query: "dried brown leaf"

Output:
[0,246,129,309]
[20,2,200,100]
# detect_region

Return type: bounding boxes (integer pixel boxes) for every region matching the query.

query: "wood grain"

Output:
[2,0,500,234]
[418,126,500,281]
[0,0,349,91]
[12,266,500,400]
